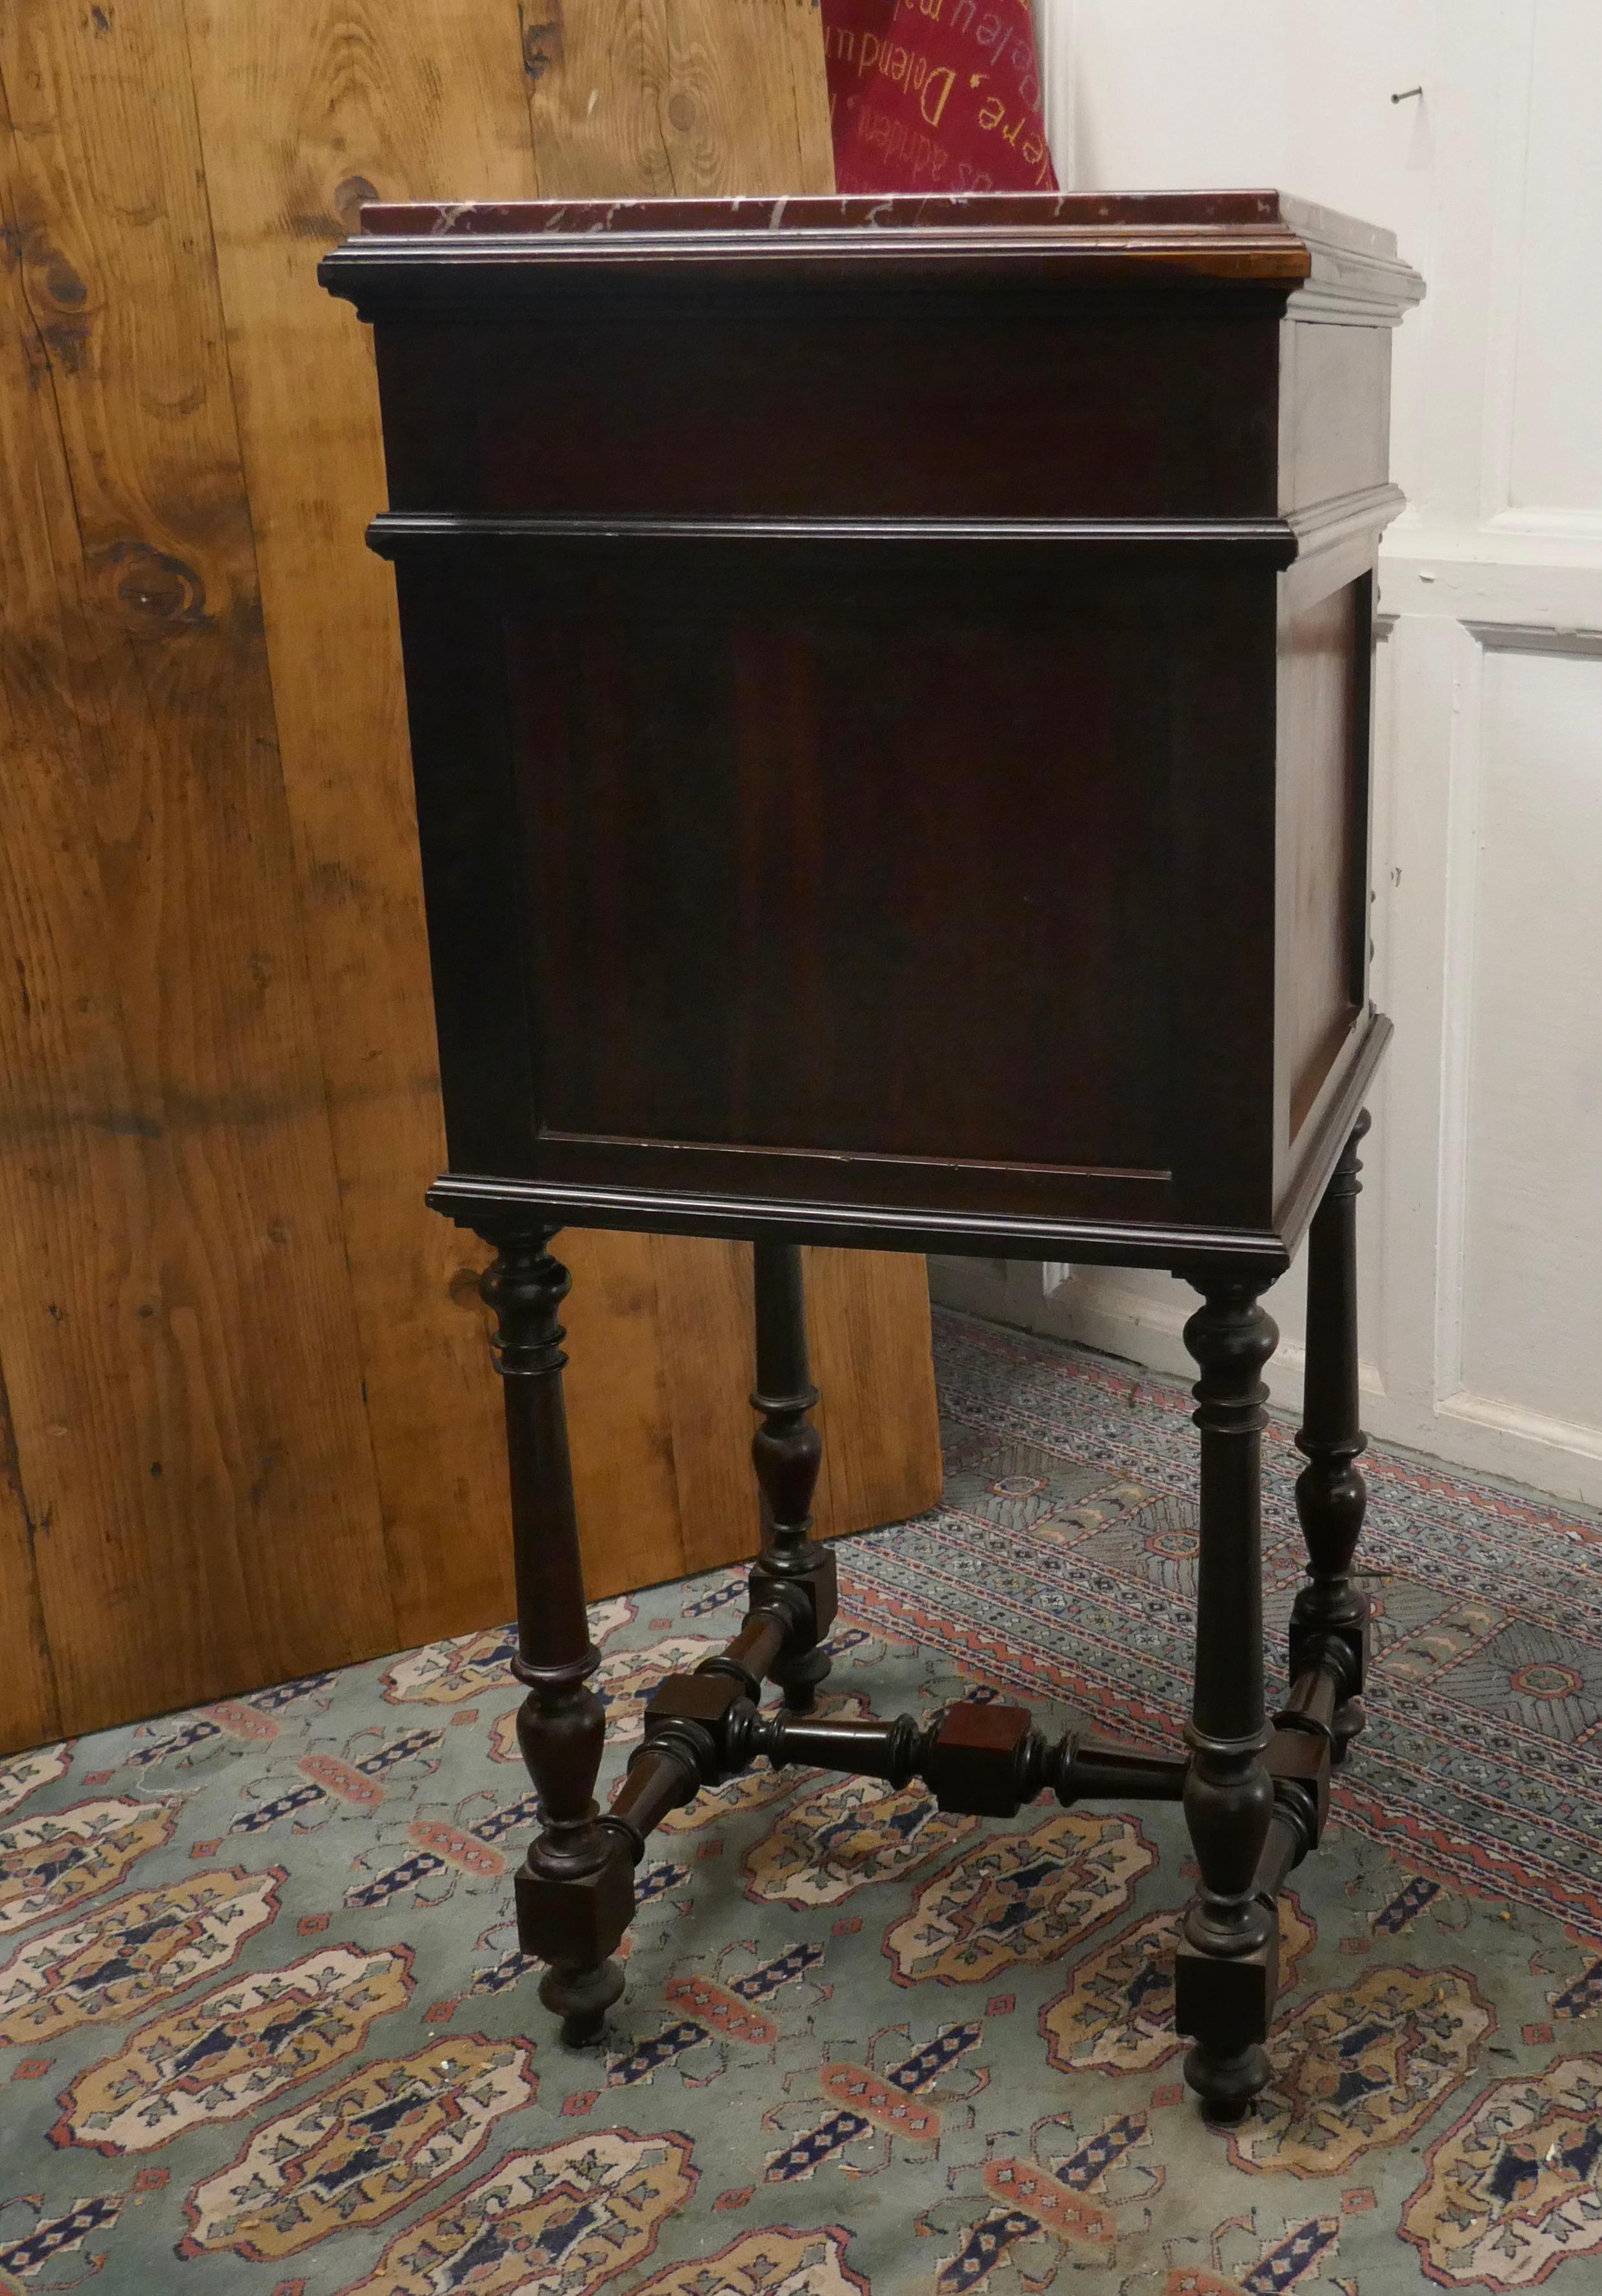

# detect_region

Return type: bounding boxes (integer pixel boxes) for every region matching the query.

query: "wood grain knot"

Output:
[42,254,88,308]
[334,176,381,236]
[523,14,562,81]
[448,1262,488,1309]
[92,540,208,634]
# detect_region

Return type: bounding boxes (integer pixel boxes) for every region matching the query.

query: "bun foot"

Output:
[541,1956,625,2046]
[1185,2040,1270,2124]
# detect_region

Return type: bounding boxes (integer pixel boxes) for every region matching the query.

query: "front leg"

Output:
[479,1229,631,2045]
[1174,1274,1279,2121]
[1292,1111,1372,1757]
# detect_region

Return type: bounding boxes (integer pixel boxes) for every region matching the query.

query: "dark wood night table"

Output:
[321,189,1423,2119]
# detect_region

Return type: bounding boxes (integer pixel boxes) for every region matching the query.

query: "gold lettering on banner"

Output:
[973,87,1054,185]
[832,0,1047,177]
[921,65,956,125]
[829,30,951,97]
[857,98,950,182]
[931,2,1041,109]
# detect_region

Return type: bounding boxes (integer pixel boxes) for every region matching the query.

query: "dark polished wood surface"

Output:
[323,190,1420,1273]
[323,191,1421,2116]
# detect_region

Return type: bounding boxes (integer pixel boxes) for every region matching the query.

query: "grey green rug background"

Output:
[3,1309,1601,2294]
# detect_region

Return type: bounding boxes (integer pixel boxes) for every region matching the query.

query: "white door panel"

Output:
[932,1,1602,1502]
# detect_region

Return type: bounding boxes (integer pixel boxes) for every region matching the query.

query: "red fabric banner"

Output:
[819,0,1056,195]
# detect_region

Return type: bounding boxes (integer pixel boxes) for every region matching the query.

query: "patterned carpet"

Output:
[4,1309,1602,2296]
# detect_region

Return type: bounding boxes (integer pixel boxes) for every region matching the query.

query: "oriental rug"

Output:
[3,1309,1601,2295]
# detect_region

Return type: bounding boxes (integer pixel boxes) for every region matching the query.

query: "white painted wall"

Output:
[933,1,1602,1505]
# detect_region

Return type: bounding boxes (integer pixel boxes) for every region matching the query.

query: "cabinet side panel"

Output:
[1276,573,1368,1143]
[1166,567,1281,1229]
[1278,319,1392,513]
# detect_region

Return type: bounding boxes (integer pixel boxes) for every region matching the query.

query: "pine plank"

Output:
[805,1249,945,1544]
[183,0,546,1646]
[0,0,926,1756]
[0,2,393,1746]
[660,1244,945,1582]
[0,256,72,1752]
[185,0,921,1638]
[562,1231,686,1598]
[524,0,835,197]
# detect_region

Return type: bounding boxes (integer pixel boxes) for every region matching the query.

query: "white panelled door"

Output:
[932,1,1602,1504]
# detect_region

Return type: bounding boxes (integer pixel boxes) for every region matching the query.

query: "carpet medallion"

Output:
[2,1311,1600,2293]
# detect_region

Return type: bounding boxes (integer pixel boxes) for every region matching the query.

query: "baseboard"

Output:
[929,1258,1324,1415]
[928,1260,1602,1513]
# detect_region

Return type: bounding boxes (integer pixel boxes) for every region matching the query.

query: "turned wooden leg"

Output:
[479,1228,630,2045]
[747,1239,837,1714]
[1174,1274,1279,2121]
[1292,1111,1372,1760]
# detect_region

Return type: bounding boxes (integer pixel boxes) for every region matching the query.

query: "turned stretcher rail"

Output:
[603,1629,1355,1879]
[607,1682,1190,1847]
